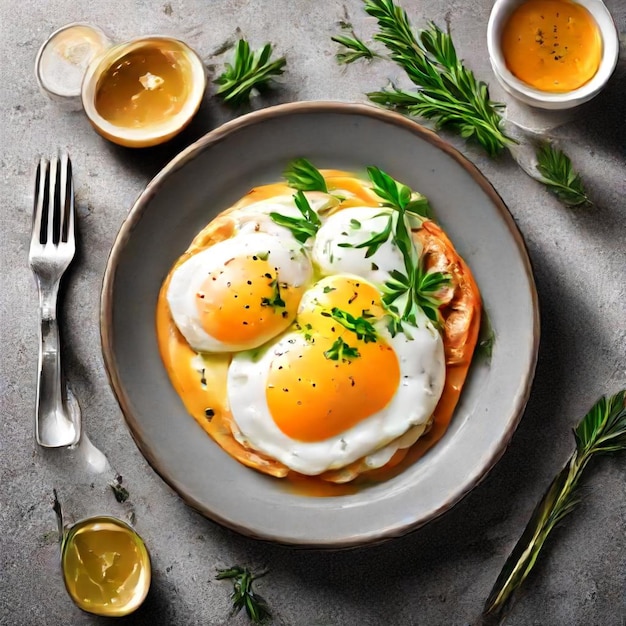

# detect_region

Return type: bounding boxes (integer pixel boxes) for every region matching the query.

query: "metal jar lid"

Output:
[35,23,112,110]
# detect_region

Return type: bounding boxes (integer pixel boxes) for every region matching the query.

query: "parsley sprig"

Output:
[216,566,271,624]
[482,390,626,622]
[321,307,378,343]
[269,190,321,244]
[324,337,360,361]
[214,39,286,106]
[284,158,328,192]
[364,166,450,327]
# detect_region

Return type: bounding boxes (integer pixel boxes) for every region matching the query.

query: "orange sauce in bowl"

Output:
[501,0,602,92]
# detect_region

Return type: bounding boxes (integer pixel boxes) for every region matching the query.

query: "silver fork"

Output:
[29,154,81,447]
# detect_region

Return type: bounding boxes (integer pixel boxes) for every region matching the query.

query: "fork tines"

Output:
[33,153,74,247]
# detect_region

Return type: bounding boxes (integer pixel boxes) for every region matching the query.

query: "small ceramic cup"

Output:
[81,36,207,148]
[487,0,619,109]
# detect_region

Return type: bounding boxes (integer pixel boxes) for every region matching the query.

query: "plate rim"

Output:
[100,100,540,548]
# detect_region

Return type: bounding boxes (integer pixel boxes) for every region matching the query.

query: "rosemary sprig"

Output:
[270,190,321,243]
[216,566,271,624]
[332,33,379,64]
[364,0,512,157]
[324,336,361,361]
[535,143,591,207]
[260,277,286,310]
[481,390,626,623]
[214,39,286,106]
[321,307,378,343]
[337,1,589,207]
[284,158,328,192]
[109,474,130,503]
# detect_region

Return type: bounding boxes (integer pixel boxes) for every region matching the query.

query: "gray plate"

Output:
[101,102,539,548]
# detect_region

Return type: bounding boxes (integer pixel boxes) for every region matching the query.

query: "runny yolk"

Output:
[501,0,602,92]
[195,255,300,345]
[266,276,400,442]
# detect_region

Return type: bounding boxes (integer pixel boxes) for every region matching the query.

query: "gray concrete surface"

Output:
[1,1,625,625]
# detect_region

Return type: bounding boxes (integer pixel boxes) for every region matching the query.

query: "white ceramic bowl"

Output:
[487,0,619,109]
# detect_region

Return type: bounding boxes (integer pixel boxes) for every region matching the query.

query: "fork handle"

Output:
[35,278,79,447]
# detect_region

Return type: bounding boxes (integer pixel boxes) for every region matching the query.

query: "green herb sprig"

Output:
[535,143,590,207]
[284,158,328,192]
[332,1,590,206]
[481,390,626,623]
[363,0,511,158]
[324,337,361,361]
[339,213,393,258]
[216,566,271,624]
[321,307,378,343]
[214,39,286,106]
[270,190,321,244]
[364,167,450,326]
[261,277,286,310]
[331,33,379,64]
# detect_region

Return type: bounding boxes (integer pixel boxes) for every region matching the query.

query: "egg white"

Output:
[231,193,339,245]
[167,232,313,353]
[226,319,445,475]
[312,207,417,286]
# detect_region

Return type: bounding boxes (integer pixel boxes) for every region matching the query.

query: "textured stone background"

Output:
[1,1,625,625]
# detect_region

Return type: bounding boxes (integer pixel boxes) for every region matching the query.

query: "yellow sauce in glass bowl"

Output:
[501,0,602,92]
[81,37,206,147]
[95,44,189,128]
[61,516,151,616]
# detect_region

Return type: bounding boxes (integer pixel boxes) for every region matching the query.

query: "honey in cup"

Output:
[81,37,206,147]
[61,516,151,616]
[95,42,190,128]
[501,0,602,92]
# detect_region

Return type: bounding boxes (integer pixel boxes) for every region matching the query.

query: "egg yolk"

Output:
[195,255,302,345]
[266,277,400,442]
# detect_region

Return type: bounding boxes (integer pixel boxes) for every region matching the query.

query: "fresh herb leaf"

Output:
[350,218,362,229]
[284,158,328,193]
[362,1,513,157]
[332,33,379,64]
[109,474,129,503]
[367,166,431,218]
[321,307,378,343]
[270,191,321,244]
[535,143,591,207]
[214,39,286,106]
[476,308,495,360]
[324,337,361,361]
[216,566,271,624]
[351,214,394,258]
[482,391,626,622]
[261,278,286,309]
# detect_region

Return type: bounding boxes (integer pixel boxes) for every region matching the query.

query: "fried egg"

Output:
[227,276,445,475]
[231,193,339,244]
[167,232,313,352]
[312,207,415,285]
